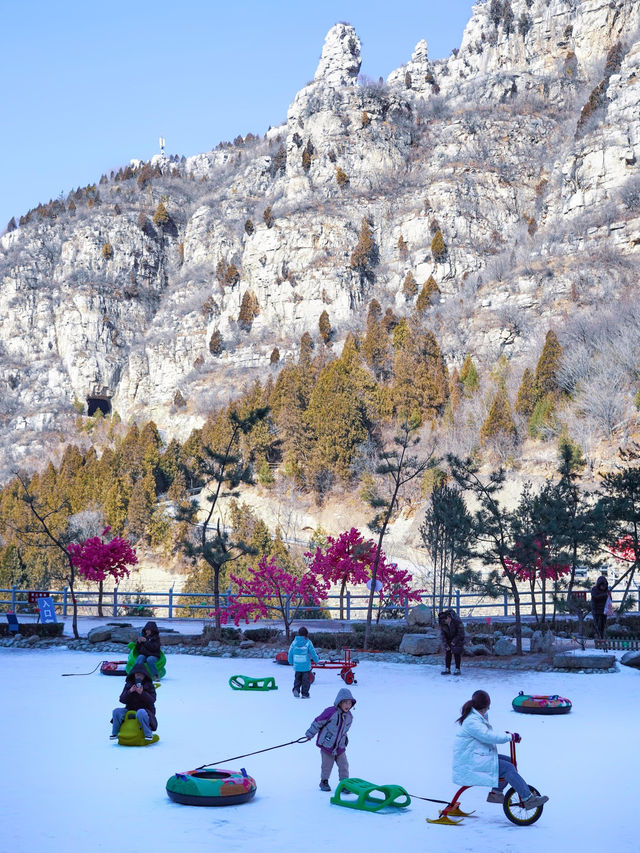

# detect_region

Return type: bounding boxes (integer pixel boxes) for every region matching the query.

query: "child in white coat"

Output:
[452,690,548,809]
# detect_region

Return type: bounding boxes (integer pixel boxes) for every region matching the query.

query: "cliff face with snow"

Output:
[1,0,639,472]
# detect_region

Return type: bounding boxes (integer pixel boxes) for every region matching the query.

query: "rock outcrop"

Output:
[1,2,639,472]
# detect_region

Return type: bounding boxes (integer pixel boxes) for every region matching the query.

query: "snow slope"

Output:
[0,648,637,853]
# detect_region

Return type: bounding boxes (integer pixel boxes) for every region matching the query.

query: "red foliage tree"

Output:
[215,556,330,640]
[68,527,138,582]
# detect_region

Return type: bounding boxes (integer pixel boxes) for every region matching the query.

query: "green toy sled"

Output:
[330,778,411,812]
[228,675,278,691]
[125,642,167,679]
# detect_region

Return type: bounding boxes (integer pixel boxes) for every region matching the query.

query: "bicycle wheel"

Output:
[503,785,544,826]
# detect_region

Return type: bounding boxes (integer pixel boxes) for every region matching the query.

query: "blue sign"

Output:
[37,597,58,624]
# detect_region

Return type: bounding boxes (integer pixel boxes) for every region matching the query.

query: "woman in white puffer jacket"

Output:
[452,690,549,810]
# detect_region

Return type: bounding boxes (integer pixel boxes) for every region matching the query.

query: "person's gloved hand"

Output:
[511,732,521,743]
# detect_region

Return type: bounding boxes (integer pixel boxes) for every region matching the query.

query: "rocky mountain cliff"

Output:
[1,0,640,476]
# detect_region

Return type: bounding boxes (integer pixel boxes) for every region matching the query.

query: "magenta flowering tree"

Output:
[216,556,330,640]
[504,535,570,624]
[305,527,374,620]
[373,559,424,623]
[306,526,423,622]
[68,527,138,615]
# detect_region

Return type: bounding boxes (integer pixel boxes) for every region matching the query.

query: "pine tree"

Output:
[238,290,260,331]
[152,201,170,226]
[431,229,446,261]
[416,276,440,312]
[318,310,332,344]
[480,388,517,442]
[515,367,536,418]
[459,354,479,395]
[350,218,378,280]
[534,330,563,400]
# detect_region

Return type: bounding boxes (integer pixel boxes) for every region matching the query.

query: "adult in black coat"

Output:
[134,620,162,678]
[439,609,465,675]
[590,576,609,639]
[110,664,158,740]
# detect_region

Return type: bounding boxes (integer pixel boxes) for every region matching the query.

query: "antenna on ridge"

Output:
[159,136,166,155]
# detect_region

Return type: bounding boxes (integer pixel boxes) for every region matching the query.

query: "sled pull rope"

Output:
[195,737,309,770]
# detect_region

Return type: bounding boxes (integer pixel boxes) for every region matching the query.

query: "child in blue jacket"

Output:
[288,626,319,698]
[305,687,356,791]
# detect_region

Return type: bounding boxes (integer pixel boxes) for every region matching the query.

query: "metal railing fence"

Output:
[1,585,638,622]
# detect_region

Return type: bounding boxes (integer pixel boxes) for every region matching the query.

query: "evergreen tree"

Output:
[152,201,170,226]
[416,276,439,312]
[402,271,418,300]
[431,229,446,261]
[534,330,563,400]
[350,218,378,281]
[480,388,517,443]
[459,354,479,395]
[515,367,536,418]
[318,310,332,344]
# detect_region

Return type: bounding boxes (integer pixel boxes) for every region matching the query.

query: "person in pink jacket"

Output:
[452,690,548,809]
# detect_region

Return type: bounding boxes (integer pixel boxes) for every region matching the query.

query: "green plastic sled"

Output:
[117,710,159,747]
[125,641,167,679]
[330,778,411,812]
[228,674,278,691]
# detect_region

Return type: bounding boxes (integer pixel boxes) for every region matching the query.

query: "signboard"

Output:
[36,597,58,624]
[28,590,47,604]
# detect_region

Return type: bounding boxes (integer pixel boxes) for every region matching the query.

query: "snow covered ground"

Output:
[1,647,638,853]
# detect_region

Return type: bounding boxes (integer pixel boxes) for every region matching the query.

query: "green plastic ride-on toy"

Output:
[125,642,166,680]
[116,710,159,747]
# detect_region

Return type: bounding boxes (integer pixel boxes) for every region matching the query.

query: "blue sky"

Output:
[1,0,476,230]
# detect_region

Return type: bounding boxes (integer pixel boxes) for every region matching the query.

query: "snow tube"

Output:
[117,710,159,746]
[100,660,128,676]
[274,651,290,665]
[512,692,572,715]
[166,768,257,806]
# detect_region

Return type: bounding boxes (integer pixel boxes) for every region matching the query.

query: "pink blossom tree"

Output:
[306,527,373,620]
[68,527,138,612]
[307,526,423,622]
[215,556,330,640]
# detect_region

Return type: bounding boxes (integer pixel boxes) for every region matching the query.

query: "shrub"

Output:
[244,219,255,235]
[202,625,242,643]
[102,242,113,260]
[263,206,274,228]
[361,111,371,127]
[404,71,412,89]
[416,275,440,312]
[302,140,314,173]
[350,218,378,278]
[238,290,260,331]
[270,347,280,364]
[209,330,223,355]
[336,168,349,187]
[307,631,359,650]
[402,271,418,299]
[173,390,187,408]
[243,627,282,642]
[0,622,64,638]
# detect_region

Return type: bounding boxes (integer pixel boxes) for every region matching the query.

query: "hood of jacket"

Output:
[334,687,356,707]
[142,620,159,636]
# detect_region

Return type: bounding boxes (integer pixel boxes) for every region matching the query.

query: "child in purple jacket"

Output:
[304,687,356,791]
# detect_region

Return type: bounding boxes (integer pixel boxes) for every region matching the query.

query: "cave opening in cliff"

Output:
[86,396,111,417]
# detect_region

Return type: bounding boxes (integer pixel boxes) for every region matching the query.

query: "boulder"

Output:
[494,638,517,656]
[530,630,555,654]
[87,626,112,643]
[407,604,433,627]
[239,639,255,649]
[399,633,440,656]
[620,650,640,669]
[467,644,491,656]
[552,652,615,669]
[109,626,139,644]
